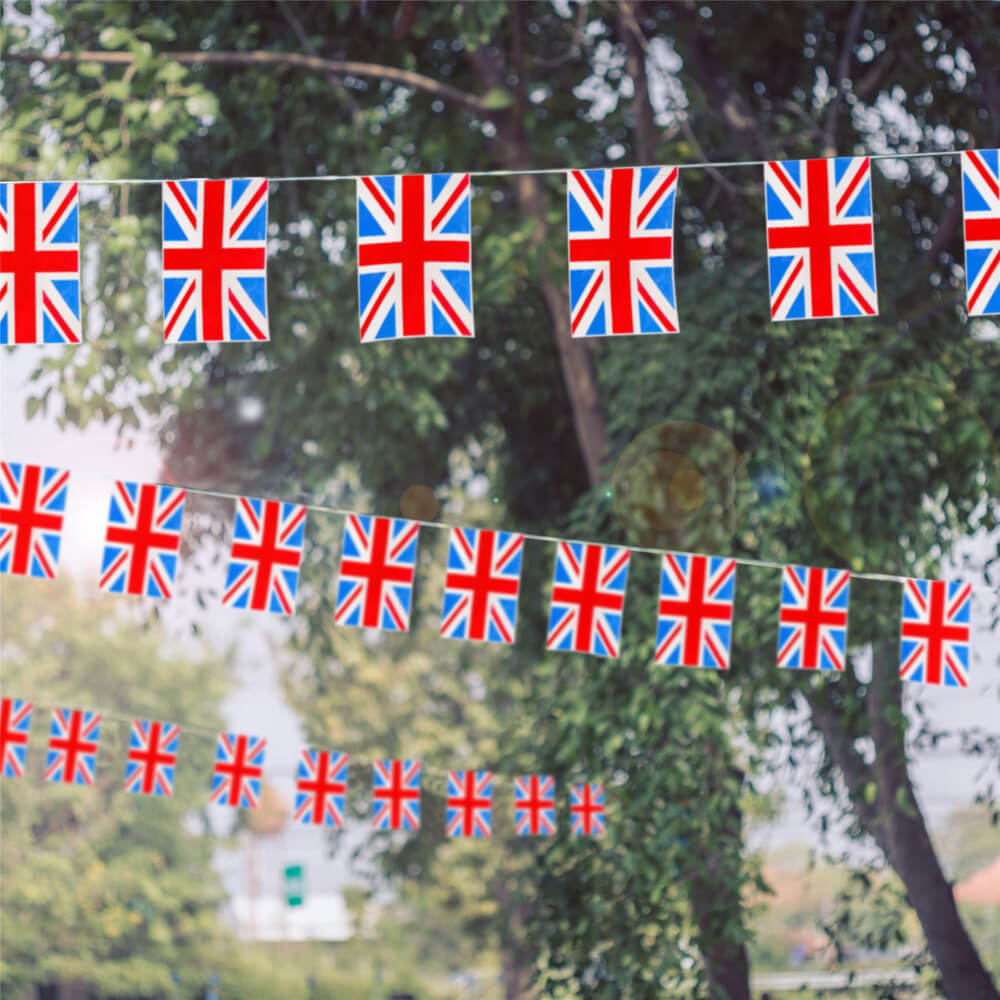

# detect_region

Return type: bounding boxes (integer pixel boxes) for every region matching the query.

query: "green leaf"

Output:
[184,92,219,119]
[152,142,179,165]
[76,61,105,78]
[98,26,132,48]
[863,782,877,804]
[481,87,514,110]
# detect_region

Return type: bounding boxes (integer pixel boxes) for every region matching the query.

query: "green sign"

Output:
[284,863,305,907]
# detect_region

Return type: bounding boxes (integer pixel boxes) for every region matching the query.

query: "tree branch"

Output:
[821,1,866,156]
[7,48,489,115]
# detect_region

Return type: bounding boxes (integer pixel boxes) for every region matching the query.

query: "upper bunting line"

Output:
[164,480,999,599]
[19,147,961,187]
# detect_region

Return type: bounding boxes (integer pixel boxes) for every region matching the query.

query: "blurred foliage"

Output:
[3,1,1000,997]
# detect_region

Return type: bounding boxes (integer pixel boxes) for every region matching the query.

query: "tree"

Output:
[5,2,1000,997]
[0,575,225,997]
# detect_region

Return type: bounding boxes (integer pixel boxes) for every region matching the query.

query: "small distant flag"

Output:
[0,461,70,579]
[446,770,492,838]
[45,708,101,786]
[570,783,605,836]
[960,149,1000,315]
[293,749,348,827]
[123,719,180,797]
[210,732,266,808]
[514,775,556,836]
[1,697,32,778]
[373,759,421,831]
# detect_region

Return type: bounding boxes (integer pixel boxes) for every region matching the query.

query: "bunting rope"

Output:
[21,146,961,187]
[171,479,998,597]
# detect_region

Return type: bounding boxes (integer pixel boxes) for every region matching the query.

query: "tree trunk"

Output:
[808,642,999,1000]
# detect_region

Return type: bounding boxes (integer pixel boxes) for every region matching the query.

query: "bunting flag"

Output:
[568,166,678,336]
[655,553,736,669]
[546,542,630,658]
[210,732,266,808]
[0,181,82,345]
[777,565,851,671]
[372,759,421,831]
[100,482,185,599]
[162,178,269,343]
[222,498,307,615]
[899,578,972,687]
[570,783,605,836]
[764,157,877,320]
[44,708,101,786]
[293,749,348,827]
[0,461,70,579]
[514,775,556,836]
[357,173,474,341]
[335,514,420,632]
[960,149,1000,316]
[1,697,32,779]
[123,719,180,797]
[446,770,492,838]
[440,527,524,644]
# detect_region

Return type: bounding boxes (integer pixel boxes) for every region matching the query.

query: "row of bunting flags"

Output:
[3,150,1000,345]
[0,461,978,687]
[0,700,604,837]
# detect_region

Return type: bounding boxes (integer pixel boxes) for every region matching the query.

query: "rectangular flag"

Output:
[570,783,605,836]
[446,770,492,838]
[655,553,736,669]
[899,578,972,687]
[162,178,269,342]
[1,697,32,779]
[568,166,678,335]
[764,157,877,320]
[335,514,419,632]
[373,759,421,831]
[514,775,556,836]
[0,461,70,579]
[777,565,850,671]
[961,149,1000,315]
[357,173,473,341]
[123,719,180,797]
[440,527,524,644]
[100,481,185,599]
[210,732,266,808]
[293,749,348,827]
[0,182,82,345]
[45,708,101,786]
[546,542,630,658]
[222,498,307,615]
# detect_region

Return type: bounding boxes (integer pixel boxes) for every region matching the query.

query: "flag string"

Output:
[22,147,961,188]
[163,480,999,599]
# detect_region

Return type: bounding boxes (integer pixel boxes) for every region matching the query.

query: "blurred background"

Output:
[2,2,999,998]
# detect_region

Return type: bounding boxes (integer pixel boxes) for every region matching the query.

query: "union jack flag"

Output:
[568,167,678,336]
[210,732,266,809]
[100,481,185,599]
[0,182,81,345]
[546,542,631,658]
[123,719,180,797]
[222,498,307,615]
[162,178,269,343]
[335,515,420,632]
[372,759,421,831]
[656,553,736,669]
[961,149,1000,315]
[570,783,605,836]
[441,528,524,644]
[45,708,101,786]
[357,173,473,341]
[294,749,348,827]
[899,578,972,688]
[764,157,877,320]
[446,770,492,838]
[514,775,556,836]
[0,461,70,579]
[1,697,32,779]
[777,565,851,671]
